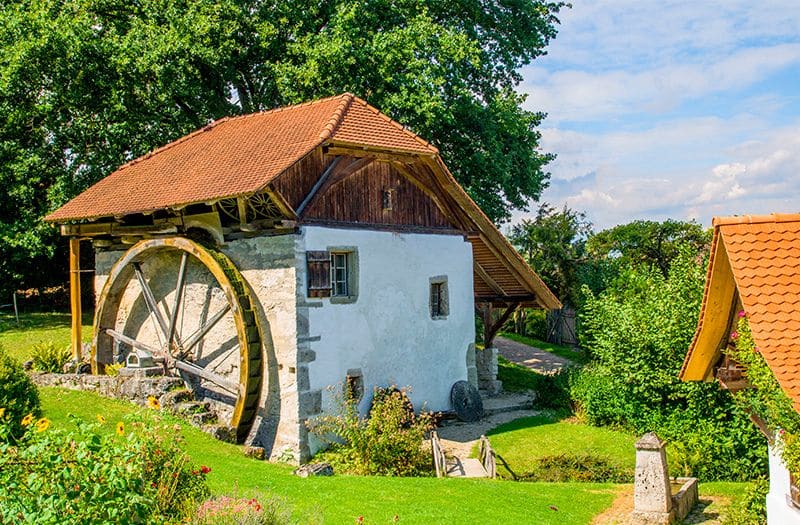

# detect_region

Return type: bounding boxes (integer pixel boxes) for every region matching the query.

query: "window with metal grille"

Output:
[331,252,349,297]
[429,277,449,319]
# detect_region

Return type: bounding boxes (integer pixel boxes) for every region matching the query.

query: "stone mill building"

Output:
[46,94,559,461]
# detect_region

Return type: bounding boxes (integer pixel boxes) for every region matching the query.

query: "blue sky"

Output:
[514,0,800,229]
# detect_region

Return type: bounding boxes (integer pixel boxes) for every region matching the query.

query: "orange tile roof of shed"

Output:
[682,213,800,409]
[46,94,437,222]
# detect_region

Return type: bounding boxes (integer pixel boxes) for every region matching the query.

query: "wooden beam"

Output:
[389,161,461,227]
[297,157,343,216]
[324,144,433,163]
[299,156,374,217]
[69,238,82,361]
[474,261,506,297]
[481,302,521,349]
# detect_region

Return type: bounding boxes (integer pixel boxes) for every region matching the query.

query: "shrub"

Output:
[722,478,768,525]
[575,245,767,480]
[0,412,209,523]
[0,345,41,440]
[193,494,294,525]
[515,453,631,483]
[30,340,71,372]
[308,385,434,476]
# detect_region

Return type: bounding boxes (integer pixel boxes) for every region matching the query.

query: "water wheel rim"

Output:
[91,237,263,442]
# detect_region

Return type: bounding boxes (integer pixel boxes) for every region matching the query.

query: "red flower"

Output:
[738,310,746,318]
[200,465,211,474]
[730,330,739,340]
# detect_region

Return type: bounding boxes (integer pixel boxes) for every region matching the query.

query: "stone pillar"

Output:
[476,346,502,395]
[466,343,478,388]
[632,432,675,525]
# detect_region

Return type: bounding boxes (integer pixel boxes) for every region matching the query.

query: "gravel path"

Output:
[495,335,574,374]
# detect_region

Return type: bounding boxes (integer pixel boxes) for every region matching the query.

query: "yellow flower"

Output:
[21,413,34,427]
[0,407,5,419]
[146,396,161,410]
[96,415,106,424]
[116,422,125,436]
[35,418,50,432]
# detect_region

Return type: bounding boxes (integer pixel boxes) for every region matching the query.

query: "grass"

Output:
[498,354,547,392]
[499,331,589,364]
[0,311,93,363]
[39,388,618,524]
[485,414,636,477]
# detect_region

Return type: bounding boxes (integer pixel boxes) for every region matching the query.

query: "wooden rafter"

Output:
[474,261,506,297]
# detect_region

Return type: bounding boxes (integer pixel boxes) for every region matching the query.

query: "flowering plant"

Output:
[0,411,209,523]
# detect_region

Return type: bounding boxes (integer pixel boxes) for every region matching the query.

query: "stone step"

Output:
[172,401,211,416]
[190,411,217,426]
[481,393,534,416]
[160,389,194,408]
[202,424,236,443]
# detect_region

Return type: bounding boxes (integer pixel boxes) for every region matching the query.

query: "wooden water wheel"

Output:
[92,237,263,442]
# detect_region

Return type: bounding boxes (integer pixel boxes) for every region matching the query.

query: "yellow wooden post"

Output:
[69,237,82,360]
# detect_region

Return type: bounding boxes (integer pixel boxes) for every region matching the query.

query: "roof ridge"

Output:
[115,94,351,174]
[343,96,439,153]
[319,93,354,140]
[714,213,800,227]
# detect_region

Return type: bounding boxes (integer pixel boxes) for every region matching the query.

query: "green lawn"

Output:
[0,311,92,362]
[486,414,636,476]
[40,388,618,524]
[499,332,588,364]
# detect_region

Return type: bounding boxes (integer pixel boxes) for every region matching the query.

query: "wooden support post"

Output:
[482,302,520,349]
[69,237,82,361]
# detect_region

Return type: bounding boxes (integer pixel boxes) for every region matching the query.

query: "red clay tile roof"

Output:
[46,94,437,222]
[682,213,800,409]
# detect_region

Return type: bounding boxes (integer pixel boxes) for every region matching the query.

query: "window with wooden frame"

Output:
[429,276,449,320]
[306,248,358,303]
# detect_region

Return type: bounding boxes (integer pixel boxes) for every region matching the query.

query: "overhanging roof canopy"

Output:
[45,94,560,311]
[681,213,800,409]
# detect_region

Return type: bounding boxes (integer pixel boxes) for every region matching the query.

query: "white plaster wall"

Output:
[301,226,475,425]
[767,443,800,524]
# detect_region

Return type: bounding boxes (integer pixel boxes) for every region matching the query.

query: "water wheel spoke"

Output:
[183,304,232,352]
[208,344,240,373]
[166,252,188,347]
[132,262,169,339]
[106,329,161,355]
[173,359,240,395]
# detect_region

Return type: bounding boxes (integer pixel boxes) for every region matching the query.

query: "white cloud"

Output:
[511,1,800,229]
[517,119,800,229]
[522,44,800,123]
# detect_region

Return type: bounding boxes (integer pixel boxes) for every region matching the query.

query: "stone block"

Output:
[293,463,334,478]
[244,446,266,460]
[632,432,679,525]
[297,348,316,363]
[299,390,322,417]
[296,366,310,391]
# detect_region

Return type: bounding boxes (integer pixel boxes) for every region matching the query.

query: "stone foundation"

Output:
[476,346,502,395]
[30,372,183,407]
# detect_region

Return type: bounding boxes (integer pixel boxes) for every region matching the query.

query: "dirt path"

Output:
[436,407,538,459]
[591,488,731,524]
[495,335,574,374]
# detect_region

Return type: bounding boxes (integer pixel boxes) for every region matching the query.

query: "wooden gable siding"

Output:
[271,149,325,212]
[275,150,454,229]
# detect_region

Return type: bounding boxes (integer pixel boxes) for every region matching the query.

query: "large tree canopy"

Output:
[0,0,564,296]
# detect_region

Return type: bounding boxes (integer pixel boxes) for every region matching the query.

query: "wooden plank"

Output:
[173,359,241,395]
[69,238,82,360]
[106,329,160,354]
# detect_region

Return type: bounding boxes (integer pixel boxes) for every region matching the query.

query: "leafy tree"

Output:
[509,203,592,306]
[0,0,565,297]
[573,245,766,480]
[586,219,710,277]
